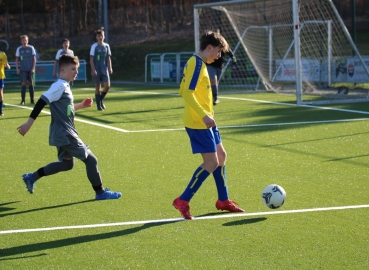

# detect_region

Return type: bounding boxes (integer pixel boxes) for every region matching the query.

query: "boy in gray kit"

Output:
[17,54,121,200]
[90,27,112,111]
[15,35,36,105]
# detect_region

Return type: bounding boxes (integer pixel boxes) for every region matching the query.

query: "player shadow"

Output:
[0,220,179,260]
[196,211,231,218]
[0,199,95,218]
[222,217,267,226]
[0,201,20,213]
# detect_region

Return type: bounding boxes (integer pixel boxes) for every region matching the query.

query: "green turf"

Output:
[1,82,369,269]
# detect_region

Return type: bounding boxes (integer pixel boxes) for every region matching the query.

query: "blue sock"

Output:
[180,167,210,201]
[213,165,229,201]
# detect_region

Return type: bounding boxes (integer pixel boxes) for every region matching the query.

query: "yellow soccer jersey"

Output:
[0,52,9,79]
[179,55,213,129]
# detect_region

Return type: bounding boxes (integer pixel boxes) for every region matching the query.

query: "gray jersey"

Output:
[55,49,74,60]
[40,79,79,146]
[15,45,36,71]
[90,42,111,75]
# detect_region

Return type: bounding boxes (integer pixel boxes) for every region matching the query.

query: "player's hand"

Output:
[82,98,93,108]
[203,115,216,129]
[92,70,97,77]
[232,57,237,64]
[17,122,33,136]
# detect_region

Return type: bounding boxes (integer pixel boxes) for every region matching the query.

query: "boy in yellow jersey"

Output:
[173,31,244,220]
[0,51,11,116]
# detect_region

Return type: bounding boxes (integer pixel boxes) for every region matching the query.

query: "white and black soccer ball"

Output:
[261,184,286,209]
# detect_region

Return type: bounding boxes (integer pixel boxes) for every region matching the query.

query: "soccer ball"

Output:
[261,184,286,209]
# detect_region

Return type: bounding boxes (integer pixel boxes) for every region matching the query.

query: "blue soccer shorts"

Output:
[185,126,222,154]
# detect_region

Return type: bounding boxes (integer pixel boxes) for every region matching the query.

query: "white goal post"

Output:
[193,0,369,105]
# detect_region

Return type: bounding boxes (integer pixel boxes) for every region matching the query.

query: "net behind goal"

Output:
[194,0,369,105]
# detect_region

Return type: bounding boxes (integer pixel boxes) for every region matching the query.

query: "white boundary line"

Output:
[1,204,368,235]
[6,102,369,134]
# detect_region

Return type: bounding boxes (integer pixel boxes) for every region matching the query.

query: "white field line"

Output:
[7,102,369,133]
[5,90,369,134]
[1,204,368,235]
[6,104,129,132]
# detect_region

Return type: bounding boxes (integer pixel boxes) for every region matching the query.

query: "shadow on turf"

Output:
[222,217,267,226]
[0,201,20,213]
[0,221,179,259]
[0,199,95,218]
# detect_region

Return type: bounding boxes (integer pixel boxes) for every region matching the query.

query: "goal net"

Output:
[194,0,369,105]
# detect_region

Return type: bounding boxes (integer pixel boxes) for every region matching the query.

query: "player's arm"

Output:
[53,51,61,77]
[74,98,93,111]
[53,60,58,77]
[31,55,36,74]
[90,56,97,77]
[107,55,113,74]
[17,98,47,136]
[5,57,10,70]
[181,87,207,118]
[89,45,97,77]
[15,49,20,74]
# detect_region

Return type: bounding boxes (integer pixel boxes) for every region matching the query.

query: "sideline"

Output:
[1,204,368,235]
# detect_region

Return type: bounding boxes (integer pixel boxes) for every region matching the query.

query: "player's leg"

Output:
[207,65,219,105]
[22,146,76,194]
[65,138,120,199]
[0,79,4,116]
[173,128,218,219]
[81,150,121,200]
[94,75,103,111]
[28,72,35,104]
[213,68,222,105]
[20,72,27,105]
[211,128,244,212]
[100,75,110,110]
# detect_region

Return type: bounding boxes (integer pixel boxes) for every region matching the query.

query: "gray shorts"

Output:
[57,137,90,161]
[20,71,33,83]
[207,66,222,81]
[92,73,110,84]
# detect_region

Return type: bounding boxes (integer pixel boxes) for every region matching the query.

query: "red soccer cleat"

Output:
[173,197,194,220]
[216,199,245,212]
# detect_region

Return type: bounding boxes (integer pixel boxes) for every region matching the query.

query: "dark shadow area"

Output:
[327,153,369,162]
[0,201,20,213]
[0,253,47,262]
[0,220,179,259]
[0,200,95,218]
[223,217,267,226]
[261,131,369,147]
[197,212,232,218]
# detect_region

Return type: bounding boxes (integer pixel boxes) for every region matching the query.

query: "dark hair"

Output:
[59,54,79,68]
[62,38,70,43]
[95,27,105,35]
[199,31,229,52]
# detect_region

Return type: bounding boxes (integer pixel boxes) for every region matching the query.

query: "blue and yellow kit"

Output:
[179,55,213,129]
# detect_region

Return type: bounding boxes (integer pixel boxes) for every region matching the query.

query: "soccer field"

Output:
[1,82,369,269]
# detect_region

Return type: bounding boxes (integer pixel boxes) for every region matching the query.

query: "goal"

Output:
[193,0,369,105]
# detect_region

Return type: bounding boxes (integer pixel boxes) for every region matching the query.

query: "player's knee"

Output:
[63,159,74,171]
[84,153,98,167]
[209,159,220,172]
